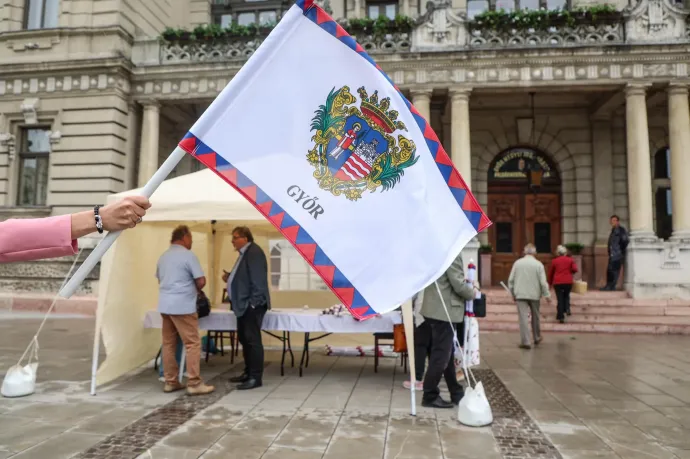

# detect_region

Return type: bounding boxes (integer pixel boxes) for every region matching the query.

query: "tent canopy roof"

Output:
[108,169,265,223]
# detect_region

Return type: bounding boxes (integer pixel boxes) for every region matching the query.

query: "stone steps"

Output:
[481,289,690,335]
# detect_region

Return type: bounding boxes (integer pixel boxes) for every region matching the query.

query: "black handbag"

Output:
[197,291,211,318]
[473,293,486,318]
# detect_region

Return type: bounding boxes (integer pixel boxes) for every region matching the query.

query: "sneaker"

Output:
[163,381,185,393]
[187,382,215,396]
[402,380,423,391]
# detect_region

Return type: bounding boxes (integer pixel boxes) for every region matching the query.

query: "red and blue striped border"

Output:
[179,2,491,320]
[296,0,491,232]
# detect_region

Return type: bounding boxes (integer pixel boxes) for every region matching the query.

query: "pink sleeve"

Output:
[0,215,78,263]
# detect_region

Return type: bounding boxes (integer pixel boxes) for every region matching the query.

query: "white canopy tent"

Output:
[92,169,277,390]
[91,168,417,413]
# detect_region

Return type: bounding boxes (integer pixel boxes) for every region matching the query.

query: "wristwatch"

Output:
[94,205,103,234]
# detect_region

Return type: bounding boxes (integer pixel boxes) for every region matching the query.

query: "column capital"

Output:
[409,87,433,98]
[139,99,161,110]
[449,86,472,102]
[667,82,689,96]
[625,83,651,97]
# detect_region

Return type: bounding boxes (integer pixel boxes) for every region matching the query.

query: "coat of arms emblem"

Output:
[307,86,418,201]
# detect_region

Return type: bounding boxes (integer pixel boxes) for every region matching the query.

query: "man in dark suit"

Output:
[222,226,270,390]
[601,215,629,291]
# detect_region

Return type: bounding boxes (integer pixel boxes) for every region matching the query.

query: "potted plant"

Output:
[478,243,493,288]
[564,243,584,281]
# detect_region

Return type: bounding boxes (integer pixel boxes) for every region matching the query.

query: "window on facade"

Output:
[367,1,397,19]
[654,147,671,179]
[17,128,51,207]
[495,222,513,253]
[655,187,673,240]
[269,239,328,291]
[212,0,284,27]
[653,146,672,239]
[533,222,551,254]
[467,0,489,18]
[25,0,59,30]
[494,0,515,12]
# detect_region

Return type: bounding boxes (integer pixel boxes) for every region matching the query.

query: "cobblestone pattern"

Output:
[74,369,239,459]
[475,369,562,459]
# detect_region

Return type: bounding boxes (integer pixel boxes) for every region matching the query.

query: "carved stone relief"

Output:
[412,0,467,50]
[624,0,690,42]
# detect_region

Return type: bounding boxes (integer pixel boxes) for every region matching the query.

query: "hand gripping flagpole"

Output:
[58,146,188,300]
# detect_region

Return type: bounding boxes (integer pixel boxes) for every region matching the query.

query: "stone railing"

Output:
[467,23,625,48]
[355,32,412,53]
[161,38,266,63]
[132,0,690,66]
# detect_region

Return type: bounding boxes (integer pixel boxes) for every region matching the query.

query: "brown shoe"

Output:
[519,344,532,350]
[187,383,215,396]
[163,381,185,393]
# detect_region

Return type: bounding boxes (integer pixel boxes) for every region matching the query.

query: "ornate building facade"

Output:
[1,0,689,298]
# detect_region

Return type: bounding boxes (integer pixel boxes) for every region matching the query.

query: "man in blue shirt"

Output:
[223,226,270,390]
[156,225,214,395]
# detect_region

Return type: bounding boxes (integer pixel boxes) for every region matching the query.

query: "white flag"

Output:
[178,0,491,319]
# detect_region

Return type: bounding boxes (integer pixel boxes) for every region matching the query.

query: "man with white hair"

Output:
[508,243,551,349]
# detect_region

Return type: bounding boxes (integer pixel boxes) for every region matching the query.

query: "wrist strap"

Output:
[94,205,103,234]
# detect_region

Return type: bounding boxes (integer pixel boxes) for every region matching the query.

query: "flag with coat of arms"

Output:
[177,0,491,320]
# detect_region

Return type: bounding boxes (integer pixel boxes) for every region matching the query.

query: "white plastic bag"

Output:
[2,338,38,398]
[457,379,493,426]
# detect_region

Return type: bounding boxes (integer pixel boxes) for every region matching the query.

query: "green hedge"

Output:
[468,5,622,32]
[161,15,416,42]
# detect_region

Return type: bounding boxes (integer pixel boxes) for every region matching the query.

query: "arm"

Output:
[620,227,629,251]
[508,264,516,296]
[547,262,555,287]
[571,259,579,274]
[246,246,269,307]
[539,265,551,298]
[186,253,206,291]
[0,215,77,263]
[446,255,475,302]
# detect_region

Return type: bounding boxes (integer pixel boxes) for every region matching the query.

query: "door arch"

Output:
[486,147,562,285]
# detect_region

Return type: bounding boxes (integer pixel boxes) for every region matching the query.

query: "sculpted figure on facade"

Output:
[412,0,467,51]
[624,0,690,42]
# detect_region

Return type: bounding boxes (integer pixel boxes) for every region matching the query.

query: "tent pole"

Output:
[400,300,416,416]
[90,321,101,395]
[58,146,188,300]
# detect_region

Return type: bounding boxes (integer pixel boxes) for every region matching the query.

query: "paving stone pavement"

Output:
[0,316,690,458]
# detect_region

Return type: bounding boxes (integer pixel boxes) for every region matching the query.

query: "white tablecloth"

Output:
[143,308,402,334]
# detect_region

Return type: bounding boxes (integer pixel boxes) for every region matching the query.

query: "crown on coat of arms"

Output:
[357,87,406,133]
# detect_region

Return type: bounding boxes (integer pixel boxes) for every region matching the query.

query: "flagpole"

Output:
[58,146,188,300]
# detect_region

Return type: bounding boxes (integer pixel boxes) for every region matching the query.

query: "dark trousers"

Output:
[606,258,622,289]
[414,320,432,381]
[237,305,266,381]
[554,284,571,320]
[422,317,463,403]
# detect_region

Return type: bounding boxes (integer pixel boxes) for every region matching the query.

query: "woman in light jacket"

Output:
[0,196,150,263]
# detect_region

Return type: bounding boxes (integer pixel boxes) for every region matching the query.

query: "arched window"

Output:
[653,147,672,240]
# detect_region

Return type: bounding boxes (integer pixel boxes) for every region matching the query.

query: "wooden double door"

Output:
[487,193,561,285]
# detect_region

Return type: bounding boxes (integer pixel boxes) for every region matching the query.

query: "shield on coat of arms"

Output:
[306,85,419,201]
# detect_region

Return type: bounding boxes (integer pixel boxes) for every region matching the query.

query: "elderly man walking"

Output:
[419,252,479,408]
[508,243,551,349]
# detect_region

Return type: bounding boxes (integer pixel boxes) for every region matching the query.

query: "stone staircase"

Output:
[0,250,100,316]
[481,288,690,335]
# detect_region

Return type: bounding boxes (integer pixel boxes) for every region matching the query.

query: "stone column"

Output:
[625,84,654,237]
[125,103,140,190]
[592,116,615,242]
[137,100,160,187]
[668,83,690,241]
[449,87,472,190]
[410,89,432,123]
